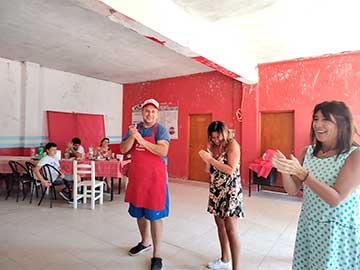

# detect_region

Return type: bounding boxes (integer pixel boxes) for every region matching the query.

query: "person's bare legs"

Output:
[137,217,152,246]
[224,216,240,270]
[150,219,163,258]
[214,216,231,263]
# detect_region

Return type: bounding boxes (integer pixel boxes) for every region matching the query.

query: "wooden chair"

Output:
[73,160,104,209]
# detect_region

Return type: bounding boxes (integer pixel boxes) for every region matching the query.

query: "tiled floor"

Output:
[0,179,301,270]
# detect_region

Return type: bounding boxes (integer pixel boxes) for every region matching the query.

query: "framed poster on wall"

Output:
[132,105,178,139]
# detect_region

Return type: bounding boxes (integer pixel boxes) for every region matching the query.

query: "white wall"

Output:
[0,57,123,148]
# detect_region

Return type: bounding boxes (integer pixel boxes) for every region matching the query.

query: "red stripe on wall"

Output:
[0,148,32,156]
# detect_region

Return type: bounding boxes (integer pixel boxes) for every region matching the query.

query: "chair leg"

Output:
[83,186,87,204]
[22,182,28,201]
[52,187,57,200]
[38,187,47,206]
[110,177,114,201]
[29,182,34,204]
[100,184,104,205]
[40,185,43,197]
[16,181,20,202]
[5,189,10,200]
[35,183,39,198]
[49,187,54,208]
[91,185,95,210]
[5,177,12,200]
[73,186,78,209]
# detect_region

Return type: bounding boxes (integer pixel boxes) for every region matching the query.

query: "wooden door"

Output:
[260,111,294,190]
[189,114,212,181]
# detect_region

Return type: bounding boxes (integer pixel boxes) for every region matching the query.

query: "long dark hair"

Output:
[207,121,233,153]
[311,101,358,157]
[100,137,110,147]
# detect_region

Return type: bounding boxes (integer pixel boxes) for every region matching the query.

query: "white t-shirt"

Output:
[65,145,85,159]
[76,145,85,159]
[37,155,60,181]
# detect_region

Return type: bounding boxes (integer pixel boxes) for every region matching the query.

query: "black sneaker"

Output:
[151,257,163,270]
[128,242,152,256]
[59,191,70,201]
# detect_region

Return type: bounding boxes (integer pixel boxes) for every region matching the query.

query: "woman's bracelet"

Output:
[300,171,309,183]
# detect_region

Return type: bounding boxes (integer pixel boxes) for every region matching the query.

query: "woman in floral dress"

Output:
[199,121,244,270]
[272,101,360,270]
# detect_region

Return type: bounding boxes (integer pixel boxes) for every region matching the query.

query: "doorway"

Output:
[260,111,294,191]
[188,114,212,181]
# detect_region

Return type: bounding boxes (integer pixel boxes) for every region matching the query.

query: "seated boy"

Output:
[34,142,73,202]
[64,137,85,160]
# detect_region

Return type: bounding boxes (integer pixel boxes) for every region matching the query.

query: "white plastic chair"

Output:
[73,160,104,209]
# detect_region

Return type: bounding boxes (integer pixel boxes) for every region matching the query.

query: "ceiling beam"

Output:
[99,0,258,84]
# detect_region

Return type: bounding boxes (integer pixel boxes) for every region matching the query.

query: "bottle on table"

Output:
[89,146,94,160]
[30,147,36,157]
[38,143,44,159]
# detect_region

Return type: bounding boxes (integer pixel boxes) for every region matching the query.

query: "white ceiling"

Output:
[172,0,360,64]
[1,0,360,84]
[173,0,279,20]
[0,0,211,84]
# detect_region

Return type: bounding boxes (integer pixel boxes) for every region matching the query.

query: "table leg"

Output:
[248,169,252,197]
[118,178,121,194]
[110,177,114,201]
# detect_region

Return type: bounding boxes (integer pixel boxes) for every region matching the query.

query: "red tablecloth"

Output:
[60,159,130,178]
[248,149,276,178]
[0,156,131,179]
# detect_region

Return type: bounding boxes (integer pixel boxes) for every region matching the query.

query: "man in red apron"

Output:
[120,98,170,270]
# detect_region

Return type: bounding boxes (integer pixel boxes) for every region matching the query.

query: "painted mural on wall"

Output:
[132,104,178,139]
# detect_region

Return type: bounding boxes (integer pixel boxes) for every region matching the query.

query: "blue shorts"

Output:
[53,174,72,185]
[128,184,169,221]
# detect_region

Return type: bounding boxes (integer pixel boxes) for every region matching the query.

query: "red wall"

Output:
[242,51,360,187]
[4,51,360,189]
[0,148,29,156]
[123,71,243,179]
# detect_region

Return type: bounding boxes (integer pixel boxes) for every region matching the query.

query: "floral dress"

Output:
[207,153,244,218]
[293,145,360,270]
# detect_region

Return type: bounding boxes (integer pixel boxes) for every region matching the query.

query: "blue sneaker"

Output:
[59,191,70,201]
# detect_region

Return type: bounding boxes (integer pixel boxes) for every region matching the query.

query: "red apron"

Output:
[125,123,167,210]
